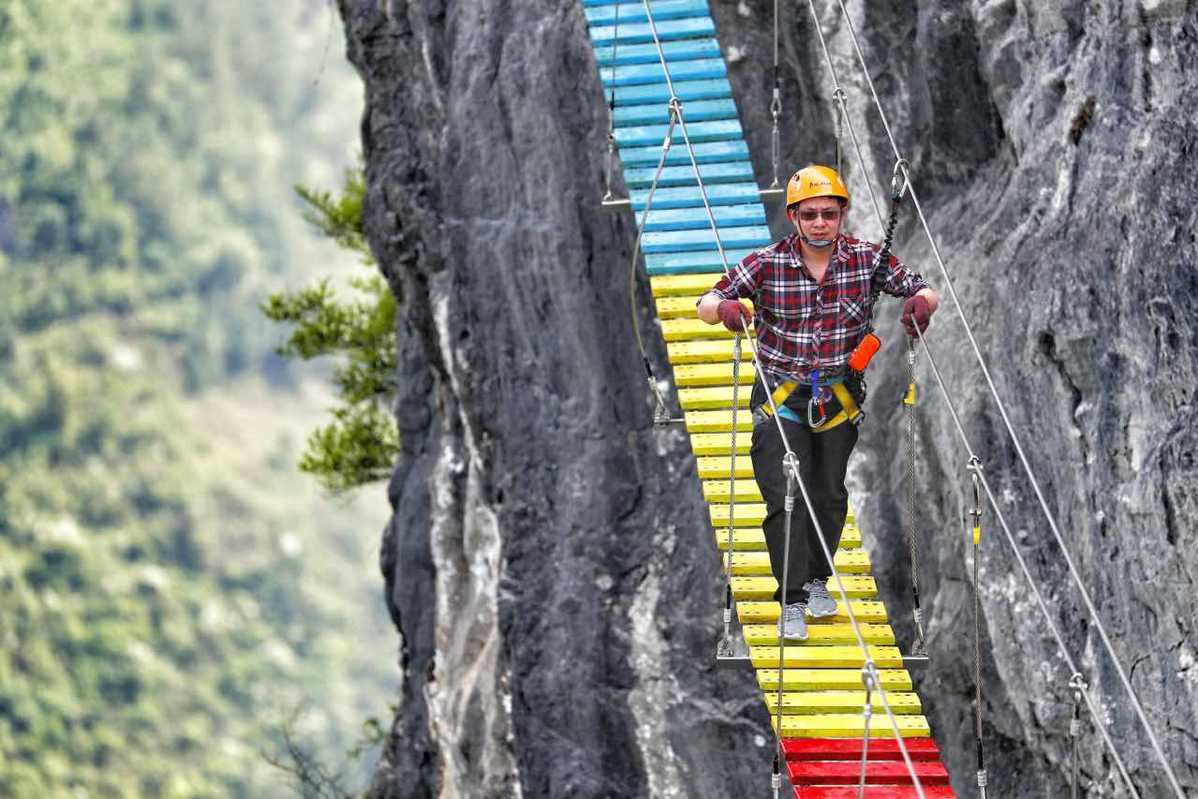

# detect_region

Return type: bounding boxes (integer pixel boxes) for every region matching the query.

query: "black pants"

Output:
[749,406,858,606]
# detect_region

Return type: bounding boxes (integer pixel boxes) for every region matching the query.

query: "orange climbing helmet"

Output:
[785,165,850,209]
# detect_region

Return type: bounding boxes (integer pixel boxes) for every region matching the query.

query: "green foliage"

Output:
[0,1,392,797]
[263,171,399,494]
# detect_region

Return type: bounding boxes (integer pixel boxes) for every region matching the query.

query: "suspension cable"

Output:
[768,0,782,189]
[968,459,988,797]
[639,4,929,794]
[904,337,927,657]
[828,2,1185,792]
[602,3,620,202]
[912,324,1140,797]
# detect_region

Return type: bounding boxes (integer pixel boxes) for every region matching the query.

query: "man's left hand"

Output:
[901,295,933,337]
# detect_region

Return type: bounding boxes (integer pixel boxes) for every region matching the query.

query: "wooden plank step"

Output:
[774,713,930,739]
[678,386,752,410]
[732,576,877,601]
[715,528,863,552]
[673,363,755,387]
[657,295,755,320]
[640,203,764,231]
[687,409,753,433]
[618,128,737,166]
[647,261,740,289]
[612,78,734,112]
[793,784,956,798]
[625,161,754,190]
[601,57,726,89]
[758,668,911,693]
[631,182,761,210]
[702,478,762,502]
[749,645,902,670]
[641,224,771,254]
[662,316,733,341]
[791,759,950,785]
[666,340,751,365]
[614,118,744,149]
[593,37,721,68]
[690,434,750,456]
[585,0,712,27]
[696,454,754,478]
[737,599,885,625]
[784,738,941,762]
[743,622,895,647]
[730,549,872,576]
[589,17,716,48]
[764,690,920,715]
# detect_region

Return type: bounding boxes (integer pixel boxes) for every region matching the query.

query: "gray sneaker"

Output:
[804,578,838,618]
[781,602,808,641]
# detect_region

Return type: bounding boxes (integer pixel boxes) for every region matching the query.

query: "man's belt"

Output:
[758,378,862,432]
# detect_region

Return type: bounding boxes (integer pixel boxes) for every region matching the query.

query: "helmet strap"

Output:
[802,235,834,249]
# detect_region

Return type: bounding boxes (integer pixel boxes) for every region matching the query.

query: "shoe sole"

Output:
[808,604,838,618]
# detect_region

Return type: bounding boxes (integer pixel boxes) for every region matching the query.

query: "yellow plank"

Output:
[697,455,754,479]
[661,317,731,342]
[678,386,751,410]
[689,434,750,456]
[702,479,762,502]
[731,575,877,601]
[756,667,911,692]
[737,600,887,625]
[729,549,872,576]
[749,644,904,669]
[656,295,755,320]
[650,273,723,297]
[741,622,895,646]
[687,411,753,434]
[712,522,862,548]
[665,339,752,364]
[708,503,765,527]
[673,363,755,387]
[764,691,922,715]
[774,713,930,739]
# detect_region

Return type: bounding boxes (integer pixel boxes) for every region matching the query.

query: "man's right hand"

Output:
[717,300,752,333]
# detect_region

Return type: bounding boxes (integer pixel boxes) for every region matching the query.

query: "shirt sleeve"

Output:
[872,249,930,299]
[703,249,765,303]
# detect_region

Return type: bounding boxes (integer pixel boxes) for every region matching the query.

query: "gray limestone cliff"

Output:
[335,1,1198,796]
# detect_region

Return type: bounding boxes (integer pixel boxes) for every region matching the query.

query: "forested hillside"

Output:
[0,2,393,796]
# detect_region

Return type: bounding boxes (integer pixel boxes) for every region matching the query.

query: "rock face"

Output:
[336,0,1198,796]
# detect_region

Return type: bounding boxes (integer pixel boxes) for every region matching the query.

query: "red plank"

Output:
[783,738,941,761]
[790,760,949,786]
[795,786,956,799]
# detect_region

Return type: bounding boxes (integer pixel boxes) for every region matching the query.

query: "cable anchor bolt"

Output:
[769,87,782,118]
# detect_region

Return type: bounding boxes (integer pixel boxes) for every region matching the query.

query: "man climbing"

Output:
[696,165,938,641]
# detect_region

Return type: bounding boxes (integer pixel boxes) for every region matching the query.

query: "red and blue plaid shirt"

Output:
[708,233,929,382]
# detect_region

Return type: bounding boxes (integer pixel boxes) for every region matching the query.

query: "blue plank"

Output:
[642,225,772,253]
[644,248,760,275]
[595,38,721,67]
[589,17,715,47]
[600,57,726,88]
[631,182,761,210]
[618,139,748,168]
[586,0,711,26]
[622,161,755,189]
[611,78,731,106]
[639,204,765,232]
[614,118,742,148]
[614,98,737,127]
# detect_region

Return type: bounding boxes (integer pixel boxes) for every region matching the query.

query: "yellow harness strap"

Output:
[757,379,862,433]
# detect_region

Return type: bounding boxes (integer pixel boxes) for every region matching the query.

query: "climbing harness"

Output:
[967,457,988,797]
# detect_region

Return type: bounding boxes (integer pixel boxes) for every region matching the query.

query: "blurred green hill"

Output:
[0,1,394,796]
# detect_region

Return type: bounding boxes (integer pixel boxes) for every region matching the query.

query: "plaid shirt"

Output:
[708,233,929,382]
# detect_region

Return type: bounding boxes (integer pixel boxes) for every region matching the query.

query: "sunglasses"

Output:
[796,208,842,222]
